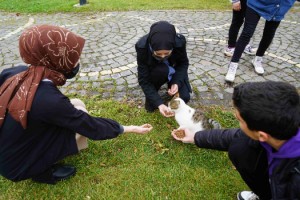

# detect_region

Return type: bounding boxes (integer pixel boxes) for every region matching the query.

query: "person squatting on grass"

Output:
[135,21,192,117]
[172,81,300,200]
[225,0,300,83]
[0,25,153,184]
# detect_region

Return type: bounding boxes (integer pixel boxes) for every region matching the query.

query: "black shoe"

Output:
[32,164,76,184]
[145,100,156,112]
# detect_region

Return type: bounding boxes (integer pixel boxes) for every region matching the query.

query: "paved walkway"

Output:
[0,9,299,107]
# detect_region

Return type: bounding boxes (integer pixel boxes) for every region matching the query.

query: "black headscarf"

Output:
[149,21,176,51]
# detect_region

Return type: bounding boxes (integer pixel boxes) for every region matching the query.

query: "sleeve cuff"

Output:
[119,125,124,134]
[194,132,201,147]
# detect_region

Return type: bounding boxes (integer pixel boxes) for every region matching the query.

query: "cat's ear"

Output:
[174,92,180,98]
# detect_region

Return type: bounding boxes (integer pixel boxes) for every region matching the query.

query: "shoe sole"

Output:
[237,193,242,200]
[244,51,256,55]
[254,71,264,75]
[225,77,234,83]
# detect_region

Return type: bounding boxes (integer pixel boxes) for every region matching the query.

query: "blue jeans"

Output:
[231,7,281,63]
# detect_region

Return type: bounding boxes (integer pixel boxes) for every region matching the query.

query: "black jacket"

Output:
[135,33,190,107]
[194,128,300,199]
[0,66,123,181]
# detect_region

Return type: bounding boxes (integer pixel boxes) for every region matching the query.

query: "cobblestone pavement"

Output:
[1,8,299,108]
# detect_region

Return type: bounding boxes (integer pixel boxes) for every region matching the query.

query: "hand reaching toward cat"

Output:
[123,124,153,134]
[168,84,178,96]
[171,128,195,143]
[158,104,175,117]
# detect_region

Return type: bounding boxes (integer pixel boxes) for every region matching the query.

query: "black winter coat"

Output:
[135,33,190,107]
[194,128,300,199]
[0,66,123,181]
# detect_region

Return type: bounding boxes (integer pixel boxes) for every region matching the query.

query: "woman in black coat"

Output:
[135,21,191,117]
[0,25,152,184]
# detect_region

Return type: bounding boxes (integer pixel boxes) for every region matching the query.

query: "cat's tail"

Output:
[208,119,222,129]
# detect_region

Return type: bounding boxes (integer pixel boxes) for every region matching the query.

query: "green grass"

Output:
[0,96,247,200]
[0,0,231,13]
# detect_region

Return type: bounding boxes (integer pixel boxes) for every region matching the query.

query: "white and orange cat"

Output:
[168,93,221,134]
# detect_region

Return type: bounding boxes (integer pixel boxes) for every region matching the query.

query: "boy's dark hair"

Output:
[233,81,300,140]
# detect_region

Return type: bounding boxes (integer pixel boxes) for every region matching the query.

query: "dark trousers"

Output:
[149,63,190,103]
[231,7,281,62]
[228,139,272,200]
[228,0,247,47]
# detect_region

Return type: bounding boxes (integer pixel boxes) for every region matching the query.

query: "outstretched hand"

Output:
[171,128,196,144]
[158,104,174,117]
[123,124,153,134]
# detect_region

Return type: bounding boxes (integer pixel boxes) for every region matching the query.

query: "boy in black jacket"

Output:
[172,81,300,200]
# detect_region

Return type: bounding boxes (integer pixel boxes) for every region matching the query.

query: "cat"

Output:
[168,93,221,134]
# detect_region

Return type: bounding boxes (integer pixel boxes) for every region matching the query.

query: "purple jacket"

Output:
[261,129,300,176]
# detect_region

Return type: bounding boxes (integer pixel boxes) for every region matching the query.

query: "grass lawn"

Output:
[0,0,231,13]
[0,96,247,199]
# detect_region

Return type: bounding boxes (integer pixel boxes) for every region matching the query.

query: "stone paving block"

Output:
[92,82,101,88]
[196,86,209,92]
[99,74,112,81]
[89,76,99,81]
[215,75,226,83]
[120,70,132,77]
[251,76,266,82]
[224,87,234,94]
[116,85,126,92]
[265,74,281,81]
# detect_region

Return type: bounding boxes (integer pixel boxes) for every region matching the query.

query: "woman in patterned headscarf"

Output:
[0,25,152,184]
[135,21,191,117]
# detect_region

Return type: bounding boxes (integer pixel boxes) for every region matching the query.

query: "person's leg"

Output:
[231,7,261,63]
[228,140,272,200]
[30,99,86,184]
[255,20,281,56]
[70,98,88,151]
[228,0,247,47]
[149,63,169,90]
[251,20,281,75]
[226,7,261,82]
[145,63,169,111]
[225,0,247,57]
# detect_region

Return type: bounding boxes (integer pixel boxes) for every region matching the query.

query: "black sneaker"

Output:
[32,164,76,184]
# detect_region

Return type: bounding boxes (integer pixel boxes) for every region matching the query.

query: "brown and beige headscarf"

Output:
[0,25,85,129]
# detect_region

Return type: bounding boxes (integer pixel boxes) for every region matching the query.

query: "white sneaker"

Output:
[225,62,238,82]
[224,47,235,57]
[252,56,264,75]
[244,44,257,55]
[237,191,259,200]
